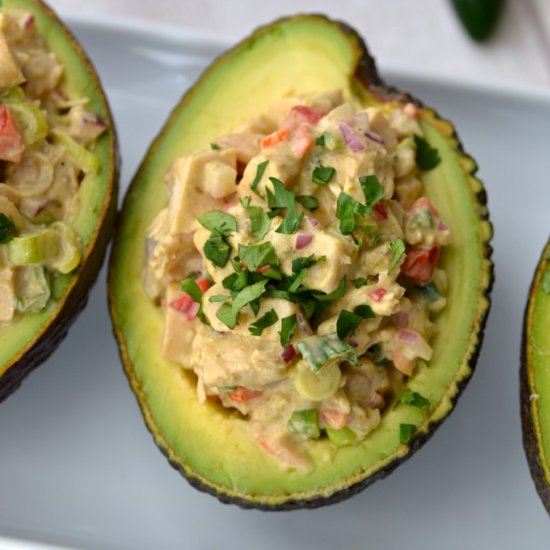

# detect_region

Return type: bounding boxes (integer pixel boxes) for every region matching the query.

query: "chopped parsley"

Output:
[315,134,326,146]
[400,423,417,444]
[203,232,231,267]
[238,242,279,271]
[312,165,335,185]
[216,280,268,329]
[398,389,430,409]
[250,160,269,196]
[267,177,303,234]
[359,175,384,207]
[279,314,297,347]
[197,210,237,235]
[209,294,230,303]
[249,308,279,336]
[313,276,346,302]
[335,192,368,235]
[336,305,375,339]
[296,195,319,210]
[414,135,441,171]
[209,142,220,150]
[0,214,16,244]
[388,238,406,274]
[180,277,203,302]
[247,206,271,240]
[351,277,369,288]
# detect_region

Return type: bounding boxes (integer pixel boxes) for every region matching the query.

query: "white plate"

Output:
[1,14,550,550]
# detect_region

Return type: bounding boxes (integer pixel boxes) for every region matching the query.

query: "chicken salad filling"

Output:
[0,8,106,323]
[145,90,451,469]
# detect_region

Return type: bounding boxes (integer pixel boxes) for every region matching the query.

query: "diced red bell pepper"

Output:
[402,245,439,284]
[319,408,349,430]
[256,264,271,274]
[196,277,210,293]
[290,105,326,125]
[373,201,388,220]
[409,196,439,217]
[227,386,263,403]
[261,128,289,149]
[0,105,24,163]
[292,124,313,159]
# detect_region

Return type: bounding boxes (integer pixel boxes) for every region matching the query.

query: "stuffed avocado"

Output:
[0,0,118,401]
[521,238,550,515]
[109,15,492,509]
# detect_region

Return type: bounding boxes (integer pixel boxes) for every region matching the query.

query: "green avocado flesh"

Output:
[0,0,117,396]
[522,239,550,513]
[109,15,492,508]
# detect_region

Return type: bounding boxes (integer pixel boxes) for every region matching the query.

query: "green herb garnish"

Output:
[296,195,319,210]
[0,214,15,244]
[247,206,271,240]
[204,232,231,267]
[208,294,230,303]
[279,314,297,347]
[249,308,279,336]
[351,277,369,288]
[180,277,203,302]
[209,142,220,150]
[388,238,406,274]
[359,175,384,207]
[335,193,368,235]
[216,280,268,329]
[313,276,346,302]
[315,134,326,146]
[312,165,335,185]
[400,423,417,444]
[198,210,237,235]
[336,305,375,339]
[238,242,279,271]
[250,160,269,196]
[414,135,441,171]
[267,177,303,235]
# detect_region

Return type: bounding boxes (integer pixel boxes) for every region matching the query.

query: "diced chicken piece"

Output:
[217,133,262,164]
[238,145,302,199]
[0,36,24,88]
[160,282,201,365]
[364,107,398,150]
[395,176,422,209]
[0,267,16,322]
[270,229,356,295]
[389,105,423,138]
[191,330,289,389]
[167,149,237,234]
[393,139,416,178]
[348,404,381,437]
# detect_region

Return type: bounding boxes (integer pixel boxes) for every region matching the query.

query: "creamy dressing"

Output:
[145,90,451,469]
[0,9,105,323]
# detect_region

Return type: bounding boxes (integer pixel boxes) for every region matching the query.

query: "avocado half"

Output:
[109,15,493,509]
[521,238,550,514]
[0,0,118,401]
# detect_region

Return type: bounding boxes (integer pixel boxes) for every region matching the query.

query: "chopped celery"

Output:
[287,409,320,439]
[9,102,48,145]
[326,426,357,447]
[7,229,59,266]
[52,130,100,174]
[0,87,25,102]
[49,221,81,274]
[296,333,357,373]
[292,360,342,402]
[16,266,51,313]
[7,222,81,274]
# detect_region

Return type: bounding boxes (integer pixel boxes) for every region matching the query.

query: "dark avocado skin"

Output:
[0,0,119,403]
[109,14,493,510]
[521,239,550,515]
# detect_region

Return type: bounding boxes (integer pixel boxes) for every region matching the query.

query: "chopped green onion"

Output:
[287,409,320,439]
[398,389,430,409]
[326,426,356,447]
[388,238,406,274]
[51,130,100,174]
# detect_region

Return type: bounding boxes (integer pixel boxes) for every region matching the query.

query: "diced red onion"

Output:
[295,233,313,250]
[393,311,409,329]
[23,14,35,30]
[373,202,388,220]
[304,216,320,228]
[281,344,297,363]
[338,122,365,152]
[297,313,312,335]
[364,130,384,145]
[398,329,419,344]
[349,338,359,348]
[438,220,449,231]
